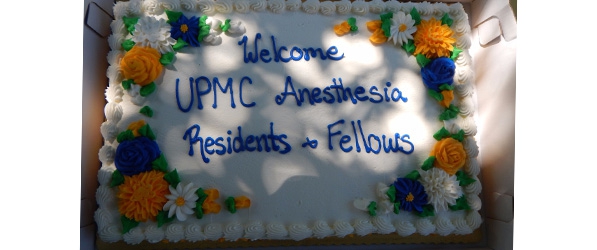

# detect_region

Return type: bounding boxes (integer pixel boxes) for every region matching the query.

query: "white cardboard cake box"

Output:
[81,0,516,249]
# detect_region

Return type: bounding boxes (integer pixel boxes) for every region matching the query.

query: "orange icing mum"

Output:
[120,46,163,86]
[430,138,466,175]
[439,90,454,108]
[334,21,351,36]
[117,170,169,222]
[413,18,456,59]
[234,196,251,209]
[127,120,146,137]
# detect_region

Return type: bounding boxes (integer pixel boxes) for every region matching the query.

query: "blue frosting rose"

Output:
[392,178,428,213]
[420,57,456,92]
[114,136,161,176]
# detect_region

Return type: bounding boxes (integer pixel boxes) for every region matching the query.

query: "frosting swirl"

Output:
[98,225,122,243]
[415,219,435,236]
[335,0,351,14]
[250,0,267,12]
[104,102,123,122]
[95,185,116,208]
[466,211,483,230]
[100,122,118,143]
[94,208,116,230]
[223,221,244,241]
[385,0,401,13]
[244,221,265,240]
[204,223,223,240]
[452,217,473,235]
[351,0,368,15]
[105,85,124,103]
[98,145,116,166]
[464,178,482,195]
[165,224,185,242]
[353,219,375,236]
[395,220,416,236]
[368,0,386,14]
[286,0,302,11]
[97,166,115,186]
[333,220,354,237]
[312,220,334,239]
[319,1,336,16]
[288,224,312,241]
[185,224,206,242]
[464,158,481,177]
[434,215,455,236]
[268,0,285,14]
[160,0,181,11]
[144,225,165,243]
[197,0,216,15]
[215,0,233,13]
[233,0,250,13]
[266,223,288,239]
[302,0,320,14]
[123,227,145,245]
[372,216,395,234]
[179,0,196,11]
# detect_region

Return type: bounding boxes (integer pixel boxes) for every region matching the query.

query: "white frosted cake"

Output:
[95,0,482,247]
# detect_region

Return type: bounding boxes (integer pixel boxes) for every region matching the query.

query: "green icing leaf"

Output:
[404,170,421,180]
[160,52,175,65]
[393,202,400,214]
[195,188,208,219]
[433,127,451,141]
[417,204,435,217]
[386,185,397,203]
[121,215,139,234]
[122,39,135,52]
[410,8,421,26]
[221,19,231,32]
[140,106,154,117]
[110,170,125,187]
[450,47,463,60]
[138,124,156,140]
[196,188,208,205]
[439,104,460,121]
[449,195,470,211]
[225,197,237,214]
[156,210,175,227]
[456,170,476,186]
[402,40,415,54]
[165,10,182,24]
[198,15,210,42]
[122,16,139,35]
[122,79,134,90]
[451,129,465,142]
[428,89,443,102]
[173,38,188,51]
[367,201,377,216]
[421,156,435,171]
[439,84,454,91]
[151,154,168,172]
[195,202,204,219]
[347,17,358,31]
[416,54,431,68]
[140,82,156,97]
[116,130,135,143]
[164,169,181,188]
[380,12,393,37]
[441,13,453,27]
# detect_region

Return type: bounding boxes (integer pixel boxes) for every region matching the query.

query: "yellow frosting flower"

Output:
[439,90,454,108]
[334,21,351,36]
[366,20,387,45]
[117,170,170,222]
[430,138,466,175]
[127,120,146,137]
[413,18,456,59]
[234,196,251,209]
[120,46,163,86]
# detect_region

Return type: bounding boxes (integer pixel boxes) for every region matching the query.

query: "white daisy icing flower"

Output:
[418,168,463,212]
[388,11,417,46]
[163,183,199,221]
[132,16,176,54]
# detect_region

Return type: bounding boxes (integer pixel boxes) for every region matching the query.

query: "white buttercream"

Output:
[203,223,223,240]
[185,224,207,242]
[160,0,181,11]
[165,223,186,242]
[95,185,116,208]
[452,217,473,235]
[335,0,352,14]
[312,220,334,239]
[223,221,244,241]
[302,0,320,14]
[244,221,266,240]
[372,216,395,234]
[144,225,165,243]
[434,215,456,236]
[100,121,119,143]
[197,0,216,15]
[415,218,436,236]
[368,0,386,14]
[333,220,354,237]
[351,0,368,15]
[97,165,115,186]
[319,1,336,16]
[214,0,233,13]
[353,219,375,236]
[266,223,288,239]
[395,220,416,236]
[288,224,312,241]
[98,144,116,166]
[418,168,463,212]
[98,225,123,243]
[123,227,145,245]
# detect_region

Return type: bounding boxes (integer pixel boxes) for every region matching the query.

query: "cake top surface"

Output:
[96,0,481,245]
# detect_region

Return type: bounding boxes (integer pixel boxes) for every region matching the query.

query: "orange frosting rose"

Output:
[120,46,163,86]
[430,138,466,175]
[334,21,351,36]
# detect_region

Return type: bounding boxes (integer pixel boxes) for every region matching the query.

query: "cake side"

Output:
[95,0,481,245]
